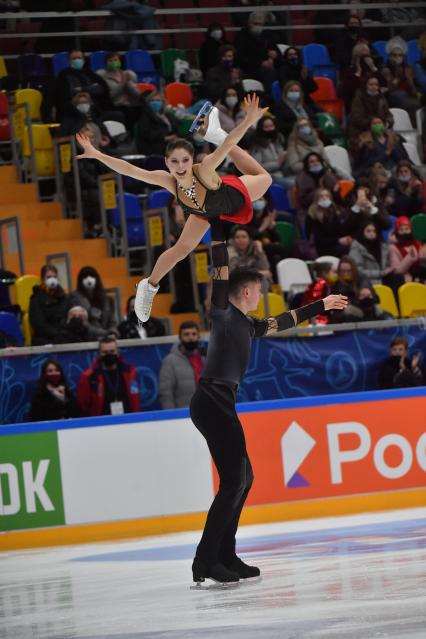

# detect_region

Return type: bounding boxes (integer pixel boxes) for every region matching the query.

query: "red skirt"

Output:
[219,175,253,225]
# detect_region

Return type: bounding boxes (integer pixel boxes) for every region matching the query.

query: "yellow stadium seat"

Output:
[23,124,58,176]
[13,274,40,314]
[373,284,399,318]
[249,292,287,320]
[0,56,7,79]
[22,312,33,346]
[398,282,426,318]
[15,88,42,121]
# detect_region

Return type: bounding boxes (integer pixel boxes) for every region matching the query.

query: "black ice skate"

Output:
[191,558,240,589]
[226,556,260,579]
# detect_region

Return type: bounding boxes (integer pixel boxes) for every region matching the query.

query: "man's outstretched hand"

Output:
[323,294,348,311]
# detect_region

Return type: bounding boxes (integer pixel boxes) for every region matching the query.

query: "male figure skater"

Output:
[190,221,347,585]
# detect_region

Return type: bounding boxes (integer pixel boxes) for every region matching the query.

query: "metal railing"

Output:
[53,134,83,224]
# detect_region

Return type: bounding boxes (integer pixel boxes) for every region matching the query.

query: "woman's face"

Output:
[225,88,237,99]
[366,78,379,94]
[308,155,322,169]
[234,230,250,251]
[45,363,60,376]
[363,224,377,240]
[166,148,194,181]
[262,118,276,134]
[338,262,353,280]
[389,48,405,65]
[398,165,412,180]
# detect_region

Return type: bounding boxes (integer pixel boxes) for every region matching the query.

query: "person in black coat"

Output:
[29,264,70,346]
[205,45,241,104]
[278,47,318,107]
[118,295,166,339]
[29,359,81,422]
[378,336,424,389]
[199,22,229,75]
[233,11,278,91]
[385,161,424,219]
[133,90,177,156]
[332,16,369,71]
[57,305,99,344]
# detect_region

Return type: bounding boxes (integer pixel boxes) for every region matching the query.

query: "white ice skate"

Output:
[134,278,159,323]
[190,102,227,146]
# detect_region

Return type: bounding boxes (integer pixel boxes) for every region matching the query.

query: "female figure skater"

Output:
[76,94,272,322]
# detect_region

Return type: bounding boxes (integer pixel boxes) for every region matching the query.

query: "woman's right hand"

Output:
[75,132,99,160]
[242,93,269,127]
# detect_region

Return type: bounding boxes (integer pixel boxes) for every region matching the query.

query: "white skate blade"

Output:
[190,580,240,591]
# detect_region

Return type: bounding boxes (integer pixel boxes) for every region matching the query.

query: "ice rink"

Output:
[1,508,426,639]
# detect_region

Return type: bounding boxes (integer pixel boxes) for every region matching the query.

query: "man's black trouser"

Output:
[189,379,254,565]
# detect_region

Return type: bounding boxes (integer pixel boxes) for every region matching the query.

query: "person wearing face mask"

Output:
[378,336,424,390]
[388,216,426,283]
[306,188,352,257]
[353,116,407,176]
[77,335,141,417]
[205,45,241,103]
[29,264,70,346]
[199,23,228,75]
[273,81,316,138]
[134,89,178,156]
[234,12,278,90]
[216,86,246,134]
[382,38,421,125]
[159,321,206,409]
[96,51,141,108]
[344,178,391,237]
[29,360,81,423]
[349,221,398,287]
[285,117,328,179]
[330,256,384,323]
[70,266,118,339]
[349,77,394,149]
[57,305,99,344]
[385,161,424,219]
[341,42,384,109]
[296,152,340,228]
[53,49,112,121]
[250,116,288,188]
[117,295,166,340]
[278,48,318,107]
[333,16,367,71]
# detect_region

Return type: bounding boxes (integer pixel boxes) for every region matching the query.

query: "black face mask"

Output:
[102,353,118,367]
[183,340,199,352]
[263,129,277,139]
[359,295,375,309]
[348,26,360,35]
[68,317,85,334]
[396,232,414,244]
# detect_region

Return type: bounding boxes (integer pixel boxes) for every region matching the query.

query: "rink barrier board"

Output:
[1,388,426,550]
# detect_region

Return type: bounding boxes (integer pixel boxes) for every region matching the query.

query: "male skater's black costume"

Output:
[190,222,325,584]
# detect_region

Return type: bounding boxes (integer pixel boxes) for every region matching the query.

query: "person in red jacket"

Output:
[77,335,141,416]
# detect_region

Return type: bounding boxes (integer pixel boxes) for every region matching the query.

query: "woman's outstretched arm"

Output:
[75,132,173,189]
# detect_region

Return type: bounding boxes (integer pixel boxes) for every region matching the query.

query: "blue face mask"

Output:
[288,57,299,65]
[70,58,84,70]
[253,199,266,211]
[398,174,410,183]
[309,164,323,174]
[287,91,300,102]
[150,99,163,113]
[299,126,312,136]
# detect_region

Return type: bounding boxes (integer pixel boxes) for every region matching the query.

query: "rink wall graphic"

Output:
[0,388,425,549]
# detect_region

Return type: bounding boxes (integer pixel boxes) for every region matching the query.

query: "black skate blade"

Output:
[189,101,213,133]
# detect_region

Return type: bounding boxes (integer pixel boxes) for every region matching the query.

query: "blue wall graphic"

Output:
[1,325,425,424]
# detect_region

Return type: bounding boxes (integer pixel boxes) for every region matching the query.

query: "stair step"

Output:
[21,219,81,242]
[30,239,108,262]
[0,183,38,204]
[0,202,62,222]
[0,166,18,184]
[168,312,201,335]
[152,292,173,316]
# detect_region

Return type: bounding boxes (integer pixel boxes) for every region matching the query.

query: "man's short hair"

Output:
[179,320,200,333]
[99,335,118,348]
[228,268,263,298]
[391,336,408,349]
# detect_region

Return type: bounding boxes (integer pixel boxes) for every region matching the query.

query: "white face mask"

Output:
[45,276,59,289]
[250,25,263,35]
[210,29,223,41]
[225,96,238,109]
[76,102,91,114]
[253,198,266,211]
[82,276,96,290]
[318,198,332,208]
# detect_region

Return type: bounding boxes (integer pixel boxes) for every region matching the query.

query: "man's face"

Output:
[180,327,199,346]
[69,308,86,323]
[100,341,119,358]
[245,281,262,311]
[391,343,407,358]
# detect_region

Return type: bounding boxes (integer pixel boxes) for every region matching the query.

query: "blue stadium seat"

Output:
[382,215,397,241]
[407,40,420,65]
[201,228,211,244]
[147,189,172,210]
[0,312,24,346]
[125,49,160,86]
[271,80,281,104]
[89,50,106,72]
[372,41,388,63]
[302,44,337,82]
[110,193,145,247]
[268,183,292,213]
[52,52,69,76]
[143,155,168,171]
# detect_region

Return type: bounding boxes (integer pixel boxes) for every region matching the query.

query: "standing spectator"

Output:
[296,152,339,226]
[388,216,426,282]
[273,80,315,138]
[199,22,228,75]
[216,86,246,133]
[250,116,288,188]
[77,335,141,416]
[159,321,205,409]
[382,36,421,124]
[378,336,424,389]
[348,77,394,149]
[306,188,352,257]
[227,226,272,284]
[333,15,368,71]
[117,295,166,339]
[96,51,141,108]
[70,266,118,338]
[352,116,407,176]
[205,45,241,103]
[29,359,81,422]
[278,47,318,107]
[385,161,424,218]
[57,305,99,343]
[234,12,277,90]
[29,264,69,346]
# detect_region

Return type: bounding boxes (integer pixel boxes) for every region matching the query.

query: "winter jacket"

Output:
[134,105,173,156]
[77,356,141,416]
[217,104,246,133]
[349,239,390,283]
[227,242,270,273]
[296,169,338,214]
[306,207,349,257]
[29,285,70,346]
[205,65,234,103]
[386,177,424,218]
[251,135,286,176]
[53,66,112,120]
[285,137,326,175]
[159,343,205,409]
[29,386,82,422]
[272,99,312,138]
[353,132,407,175]
[378,356,424,389]
[96,68,140,106]
[69,290,117,338]
[349,90,393,144]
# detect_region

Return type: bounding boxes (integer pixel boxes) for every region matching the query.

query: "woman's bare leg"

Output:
[149,214,210,286]
[227,146,272,201]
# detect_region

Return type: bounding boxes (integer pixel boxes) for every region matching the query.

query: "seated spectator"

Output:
[227,226,272,284]
[57,91,101,137]
[306,188,352,257]
[250,116,288,188]
[134,89,177,156]
[273,81,316,138]
[234,12,278,91]
[29,264,69,346]
[378,336,424,389]
[388,216,426,283]
[413,32,426,101]
[199,22,229,75]
[340,42,383,109]
[53,49,113,121]
[117,295,166,339]
[29,360,81,422]
[159,321,205,409]
[348,77,394,150]
[216,85,246,133]
[382,36,421,124]
[385,161,424,218]
[248,196,289,275]
[205,45,241,103]
[343,178,391,236]
[301,262,335,324]
[77,335,141,416]
[57,305,99,343]
[278,47,318,109]
[70,266,118,338]
[352,116,407,176]
[96,51,141,108]
[333,15,369,71]
[330,256,386,322]
[296,152,340,226]
[285,118,329,182]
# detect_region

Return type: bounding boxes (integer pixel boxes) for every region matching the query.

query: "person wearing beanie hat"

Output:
[382,36,421,125]
[388,216,426,282]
